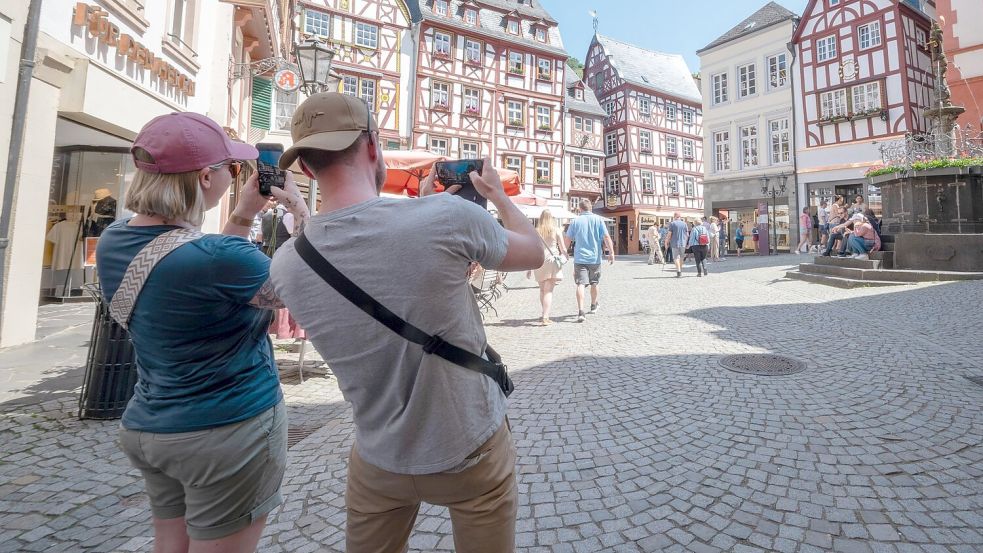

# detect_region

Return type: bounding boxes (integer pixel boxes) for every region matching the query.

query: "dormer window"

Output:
[507,19,519,34]
[535,27,546,42]
[465,9,477,25]
[575,88,584,101]
[434,0,447,16]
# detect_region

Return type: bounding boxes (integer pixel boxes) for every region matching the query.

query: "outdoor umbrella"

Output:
[382,151,521,197]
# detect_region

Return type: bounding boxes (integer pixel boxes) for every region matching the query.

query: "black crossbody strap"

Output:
[294,234,513,397]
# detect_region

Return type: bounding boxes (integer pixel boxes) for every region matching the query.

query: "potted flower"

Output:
[536,177,552,184]
[508,65,524,75]
[464,106,480,117]
[508,119,524,128]
[433,100,449,111]
[538,124,551,131]
[537,70,551,81]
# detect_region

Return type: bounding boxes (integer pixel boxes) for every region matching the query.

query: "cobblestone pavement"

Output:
[1,255,981,552]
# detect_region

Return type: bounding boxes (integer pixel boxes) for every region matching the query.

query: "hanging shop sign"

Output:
[274,69,300,92]
[72,3,196,97]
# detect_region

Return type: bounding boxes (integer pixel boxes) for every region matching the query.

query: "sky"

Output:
[538,0,810,73]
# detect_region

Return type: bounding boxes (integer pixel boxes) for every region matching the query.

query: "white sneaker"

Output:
[794,250,800,255]
[851,254,862,259]
[856,254,869,260]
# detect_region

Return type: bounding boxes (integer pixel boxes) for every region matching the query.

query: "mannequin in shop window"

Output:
[85,188,117,237]
[46,206,85,296]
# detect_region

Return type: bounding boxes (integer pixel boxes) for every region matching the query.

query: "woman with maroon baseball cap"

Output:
[96,112,308,552]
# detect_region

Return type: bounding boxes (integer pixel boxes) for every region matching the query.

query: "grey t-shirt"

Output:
[270,195,509,474]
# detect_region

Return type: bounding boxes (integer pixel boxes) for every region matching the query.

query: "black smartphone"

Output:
[256,143,286,196]
[435,159,485,208]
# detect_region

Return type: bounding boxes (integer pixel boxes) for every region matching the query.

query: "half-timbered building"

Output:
[792,0,936,214]
[699,2,799,253]
[409,0,568,204]
[293,0,414,149]
[936,0,983,127]
[562,71,606,213]
[583,35,704,255]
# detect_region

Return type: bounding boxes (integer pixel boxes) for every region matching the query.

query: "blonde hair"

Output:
[126,148,207,227]
[536,210,560,243]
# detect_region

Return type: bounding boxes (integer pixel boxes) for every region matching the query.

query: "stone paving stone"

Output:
[2,257,983,551]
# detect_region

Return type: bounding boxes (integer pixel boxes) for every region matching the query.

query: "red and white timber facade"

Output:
[412,0,568,203]
[584,34,704,255]
[792,0,936,212]
[562,72,606,213]
[297,0,414,149]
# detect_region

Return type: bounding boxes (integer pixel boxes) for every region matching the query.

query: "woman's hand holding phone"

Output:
[268,171,310,221]
[232,172,268,221]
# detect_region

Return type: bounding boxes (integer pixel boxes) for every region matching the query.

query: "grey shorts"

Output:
[118,399,288,540]
[671,246,686,259]
[574,263,601,285]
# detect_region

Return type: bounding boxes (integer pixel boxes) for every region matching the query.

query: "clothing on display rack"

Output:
[85,189,117,237]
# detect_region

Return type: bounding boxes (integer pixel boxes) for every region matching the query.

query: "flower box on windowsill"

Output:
[640,148,653,154]
[508,67,524,76]
[536,178,552,185]
[507,120,524,128]
[465,57,481,66]
[666,152,678,158]
[432,103,449,112]
[537,125,551,132]
[818,115,848,126]
[434,51,452,61]
[683,155,694,160]
[463,108,481,118]
[537,72,552,81]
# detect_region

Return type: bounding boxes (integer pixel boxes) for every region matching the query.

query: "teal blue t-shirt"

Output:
[565,213,609,264]
[96,220,281,433]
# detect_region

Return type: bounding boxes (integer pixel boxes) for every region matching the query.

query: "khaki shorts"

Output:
[118,399,288,541]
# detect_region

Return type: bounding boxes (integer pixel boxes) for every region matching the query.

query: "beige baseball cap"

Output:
[279,92,378,170]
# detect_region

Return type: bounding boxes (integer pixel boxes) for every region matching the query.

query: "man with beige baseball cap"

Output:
[270,92,544,552]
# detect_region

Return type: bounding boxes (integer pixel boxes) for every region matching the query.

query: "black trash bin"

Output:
[78,284,139,420]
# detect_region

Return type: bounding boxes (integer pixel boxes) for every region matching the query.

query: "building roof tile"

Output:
[594,35,701,104]
[698,2,797,54]
[563,70,607,116]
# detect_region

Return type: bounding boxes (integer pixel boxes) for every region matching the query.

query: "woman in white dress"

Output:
[532,210,565,325]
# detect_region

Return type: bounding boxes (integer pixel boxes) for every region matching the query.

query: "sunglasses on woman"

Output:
[210,160,243,178]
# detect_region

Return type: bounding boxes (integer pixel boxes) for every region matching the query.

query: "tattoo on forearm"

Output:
[291,217,307,238]
[249,279,285,310]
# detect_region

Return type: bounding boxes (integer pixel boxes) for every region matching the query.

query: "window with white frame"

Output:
[682,139,694,159]
[639,96,651,116]
[430,136,448,156]
[683,109,694,125]
[305,10,330,37]
[684,176,696,197]
[666,136,678,157]
[169,0,197,52]
[464,39,481,64]
[461,141,479,159]
[858,21,881,50]
[588,157,600,174]
[536,159,551,182]
[507,19,519,34]
[712,72,728,104]
[504,155,522,174]
[574,116,583,131]
[360,79,376,109]
[573,155,598,174]
[463,87,480,115]
[738,63,756,98]
[666,174,679,196]
[606,173,621,196]
[355,22,378,48]
[536,106,551,130]
[434,32,451,57]
[605,132,617,156]
[342,75,358,97]
[574,88,583,100]
[274,87,298,131]
[434,0,447,16]
[537,58,552,80]
[816,35,837,62]
[740,126,758,168]
[508,52,524,74]
[535,27,546,42]
[713,130,730,172]
[465,9,477,24]
[507,100,523,126]
[769,118,791,164]
[820,89,848,118]
[641,170,654,193]
[584,118,594,132]
[768,53,788,89]
[666,104,677,120]
[852,81,882,113]
[640,130,652,153]
[431,81,449,110]
[573,155,584,173]
[605,101,614,117]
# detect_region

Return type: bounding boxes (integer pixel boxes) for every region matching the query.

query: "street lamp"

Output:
[760,174,787,254]
[295,38,336,95]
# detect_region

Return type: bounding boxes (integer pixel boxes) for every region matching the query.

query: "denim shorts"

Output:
[118,400,288,540]
[573,263,601,285]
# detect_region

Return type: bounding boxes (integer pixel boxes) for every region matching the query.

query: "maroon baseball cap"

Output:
[131,112,258,174]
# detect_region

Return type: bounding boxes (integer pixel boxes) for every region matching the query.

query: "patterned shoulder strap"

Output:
[108,228,204,329]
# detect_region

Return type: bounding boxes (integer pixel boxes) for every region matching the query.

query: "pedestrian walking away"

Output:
[533,210,567,325]
[688,220,710,276]
[269,92,545,553]
[645,223,665,265]
[734,223,745,257]
[817,201,830,249]
[796,207,813,254]
[566,199,614,322]
[96,112,310,552]
[665,212,689,278]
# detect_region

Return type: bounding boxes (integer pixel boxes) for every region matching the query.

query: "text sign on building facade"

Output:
[72,3,196,97]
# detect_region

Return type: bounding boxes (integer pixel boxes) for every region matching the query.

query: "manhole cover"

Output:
[965,375,983,388]
[719,354,806,376]
[287,426,322,449]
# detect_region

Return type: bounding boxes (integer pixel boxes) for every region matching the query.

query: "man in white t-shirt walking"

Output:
[270,93,544,553]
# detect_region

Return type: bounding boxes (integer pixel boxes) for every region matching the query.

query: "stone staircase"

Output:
[786,235,983,288]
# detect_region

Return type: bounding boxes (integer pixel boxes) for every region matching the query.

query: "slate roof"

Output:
[698,2,797,54]
[409,0,567,56]
[594,35,701,104]
[563,70,607,117]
